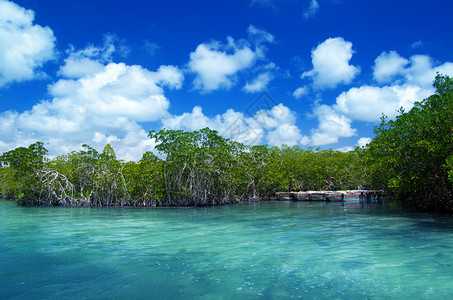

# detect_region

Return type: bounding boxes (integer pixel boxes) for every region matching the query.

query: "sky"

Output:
[1,0,453,161]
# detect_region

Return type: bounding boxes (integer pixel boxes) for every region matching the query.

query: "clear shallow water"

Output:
[1,200,453,299]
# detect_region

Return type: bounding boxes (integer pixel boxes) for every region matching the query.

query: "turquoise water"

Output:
[1,200,453,299]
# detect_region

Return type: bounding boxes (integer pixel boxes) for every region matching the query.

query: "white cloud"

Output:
[302,37,360,89]
[247,25,275,44]
[336,146,354,152]
[335,51,453,125]
[304,51,453,149]
[141,40,160,56]
[373,51,409,83]
[162,102,309,147]
[0,42,184,161]
[59,37,113,78]
[161,106,214,132]
[373,51,453,88]
[267,124,304,146]
[334,84,431,122]
[162,106,265,145]
[188,37,257,92]
[405,55,453,88]
[405,55,436,87]
[310,105,357,146]
[58,57,105,79]
[357,137,371,148]
[188,27,276,93]
[243,72,272,93]
[303,0,319,19]
[255,103,297,130]
[0,0,56,87]
[293,86,308,99]
[337,137,371,152]
[58,34,134,79]
[410,40,424,50]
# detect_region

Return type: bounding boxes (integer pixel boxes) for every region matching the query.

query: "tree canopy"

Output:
[367,74,453,211]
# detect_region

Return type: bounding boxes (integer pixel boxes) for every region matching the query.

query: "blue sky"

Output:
[1,0,453,160]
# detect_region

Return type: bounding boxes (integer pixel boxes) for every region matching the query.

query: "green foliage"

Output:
[149,127,244,205]
[0,130,368,206]
[0,142,47,174]
[366,74,453,211]
[261,146,367,192]
[122,151,166,203]
[0,142,48,201]
[43,143,133,206]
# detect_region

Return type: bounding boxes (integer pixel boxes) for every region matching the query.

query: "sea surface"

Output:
[1,199,453,299]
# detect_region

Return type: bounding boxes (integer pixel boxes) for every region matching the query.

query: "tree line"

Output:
[0,129,366,207]
[0,75,452,211]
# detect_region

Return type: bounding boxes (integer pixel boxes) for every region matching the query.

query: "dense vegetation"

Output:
[0,128,366,207]
[367,74,453,211]
[0,75,452,211]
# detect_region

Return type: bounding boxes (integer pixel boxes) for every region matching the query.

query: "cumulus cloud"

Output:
[333,84,431,122]
[0,42,184,161]
[162,103,309,147]
[306,51,453,148]
[373,51,409,83]
[302,37,360,89]
[58,57,105,79]
[373,51,453,88]
[188,37,257,92]
[58,34,126,78]
[161,106,215,132]
[303,0,319,19]
[405,55,453,88]
[334,51,453,124]
[188,27,275,93]
[243,72,272,93]
[310,105,356,146]
[256,103,297,130]
[267,124,304,146]
[162,106,265,145]
[0,0,56,87]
